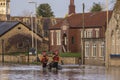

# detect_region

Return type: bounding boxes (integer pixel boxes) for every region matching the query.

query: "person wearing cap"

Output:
[40,51,49,69]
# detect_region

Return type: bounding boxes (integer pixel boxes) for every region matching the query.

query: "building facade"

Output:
[106,0,120,67]
[0,21,43,54]
[49,0,112,65]
[0,0,59,52]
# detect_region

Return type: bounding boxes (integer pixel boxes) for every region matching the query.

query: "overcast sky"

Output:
[10,0,115,17]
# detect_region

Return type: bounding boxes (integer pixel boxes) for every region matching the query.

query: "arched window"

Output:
[17,42,24,49]
[71,36,74,44]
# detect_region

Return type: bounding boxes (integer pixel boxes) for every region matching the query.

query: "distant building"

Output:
[0,0,58,52]
[106,0,120,67]
[0,0,10,21]
[0,21,43,54]
[49,0,113,65]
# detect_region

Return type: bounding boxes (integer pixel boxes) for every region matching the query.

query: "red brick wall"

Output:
[49,30,62,52]
[69,29,81,52]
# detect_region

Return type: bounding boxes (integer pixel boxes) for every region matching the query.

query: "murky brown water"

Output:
[0,64,120,80]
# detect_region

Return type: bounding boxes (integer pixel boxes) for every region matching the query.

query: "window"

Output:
[92,44,96,57]
[17,42,24,49]
[71,36,74,44]
[3,3,5,5]
[96,30,99,38]
[85,43,90,57]
[84,31,87,38]
[37,19,41,24]
[18,27,21,30]
[112,35,115,53]
[87,31,92,38]
[100,42,104,57]
[52,19,57,25]
[51,31,54,45]
[90,31,92,38]
[26,19,29,24]
[56,30,61,45]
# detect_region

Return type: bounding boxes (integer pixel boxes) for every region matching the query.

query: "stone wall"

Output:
[0,54,80,64]
[106,0,120,67]
[0,23,42,53]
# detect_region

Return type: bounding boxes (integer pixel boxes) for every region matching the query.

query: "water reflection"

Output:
[106,67,120,80]
[0,64,120,80]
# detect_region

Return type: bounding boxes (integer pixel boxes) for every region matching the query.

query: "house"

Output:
[106,0,120,67]
[0,21,43,54]
[49,0,112,65]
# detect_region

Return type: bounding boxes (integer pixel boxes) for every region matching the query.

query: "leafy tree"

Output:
[36,3,54,17]
[90,2,103,12]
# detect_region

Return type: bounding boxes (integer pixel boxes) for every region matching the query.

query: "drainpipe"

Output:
[1,39,4,63]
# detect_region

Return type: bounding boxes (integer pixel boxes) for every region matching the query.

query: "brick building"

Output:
[49,0,112,65]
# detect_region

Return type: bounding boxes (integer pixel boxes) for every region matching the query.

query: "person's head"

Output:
[54,50,59,55]
[42,51,46,56]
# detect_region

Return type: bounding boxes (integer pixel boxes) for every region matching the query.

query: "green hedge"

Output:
[59,52,81,57]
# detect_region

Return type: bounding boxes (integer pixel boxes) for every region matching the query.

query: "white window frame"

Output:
[84,31,87,38]
[96,29,99,38]
[92,44,96,57]
[56,30,61,45]
[85,43,90,58]
[100,42,104,57]
[81,30,83,38]
[51,30,54,45]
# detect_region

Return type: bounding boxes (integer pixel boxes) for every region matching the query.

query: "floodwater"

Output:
[0,64,120,80]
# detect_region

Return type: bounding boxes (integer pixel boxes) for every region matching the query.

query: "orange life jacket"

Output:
[41,56,48,63]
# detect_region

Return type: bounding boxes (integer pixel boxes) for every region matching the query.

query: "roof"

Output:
[49,11,113,29]
[0,21,20,36]
[0,21,43,38]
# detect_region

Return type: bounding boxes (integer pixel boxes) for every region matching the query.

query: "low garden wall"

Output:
[0,55,81,64]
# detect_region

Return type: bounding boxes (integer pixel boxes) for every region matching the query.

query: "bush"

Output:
[59,52,81,57]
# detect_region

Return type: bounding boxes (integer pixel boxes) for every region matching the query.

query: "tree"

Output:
[36,3,54,17]
[90,2,103,12]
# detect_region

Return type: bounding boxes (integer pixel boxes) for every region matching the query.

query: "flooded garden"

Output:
[0,64,120,80]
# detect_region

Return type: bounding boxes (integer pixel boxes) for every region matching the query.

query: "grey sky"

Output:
[10,0,115,17]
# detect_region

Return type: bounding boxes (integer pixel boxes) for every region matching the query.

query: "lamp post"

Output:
[30,12,34,48]
[81,3,85,65]
[28,1,38,61]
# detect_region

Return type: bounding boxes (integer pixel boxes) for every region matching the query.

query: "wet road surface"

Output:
[0,64,120,80]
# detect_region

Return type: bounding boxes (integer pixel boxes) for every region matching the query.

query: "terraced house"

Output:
[49,0,113,65]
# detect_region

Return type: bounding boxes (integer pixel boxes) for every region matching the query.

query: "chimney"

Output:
[69,0,75,14]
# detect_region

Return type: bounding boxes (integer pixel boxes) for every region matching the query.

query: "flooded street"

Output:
[0,64,120,80]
